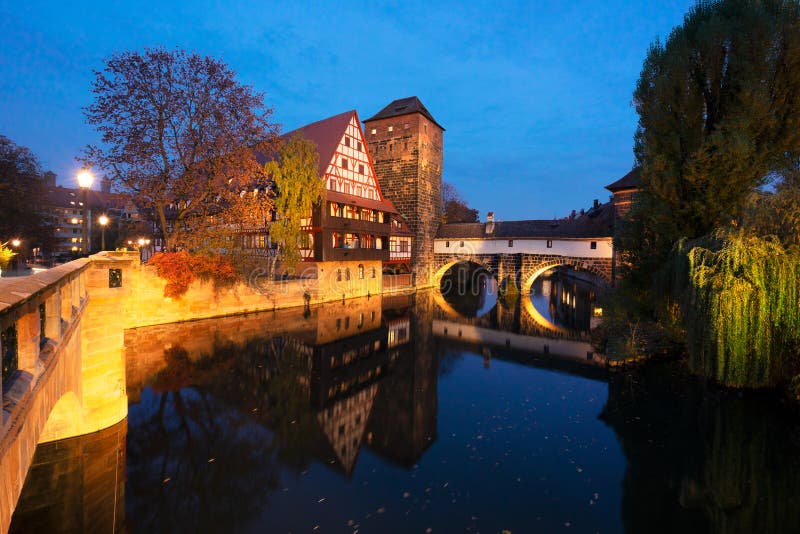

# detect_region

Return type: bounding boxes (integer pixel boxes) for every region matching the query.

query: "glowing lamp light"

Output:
[11,239,21,247]
[98,215,109,226]
[593,307,604,317]
[137,238,145,247]
[71,218,79,224]
[77,170,94,189]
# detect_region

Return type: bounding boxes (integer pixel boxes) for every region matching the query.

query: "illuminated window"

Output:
[388,126,393,132]
[358,264,364,279]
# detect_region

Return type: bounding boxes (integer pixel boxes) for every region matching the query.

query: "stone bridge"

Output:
[432,209,616,293]
[432,252,612,294]
[0,256,131,532]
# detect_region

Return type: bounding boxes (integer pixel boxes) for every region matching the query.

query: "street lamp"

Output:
[98,215,109,251]
[10,239,21,272]
[77,170,94,254]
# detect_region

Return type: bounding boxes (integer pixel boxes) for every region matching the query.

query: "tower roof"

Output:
[605,167,640,192]
[363,96,445,131]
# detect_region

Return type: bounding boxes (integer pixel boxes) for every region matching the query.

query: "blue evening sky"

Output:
[0,1,694,220]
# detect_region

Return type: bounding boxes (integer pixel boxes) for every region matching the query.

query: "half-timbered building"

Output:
[273,110,414,271]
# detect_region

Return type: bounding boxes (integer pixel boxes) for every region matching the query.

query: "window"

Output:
[446,241,450,247]
[357,141,362,150]
[590,241,597,250]
[388,126,393,132]
[345,268,351,281]
[508,240,514,247]
[344,137,350,147]
[371,267,376,278]
[460,241,464,247]
[109,268,122,288]
[358,264,364,279]
[336,269,342,281]
[546,240,553,248]
[371,128,376,135]
[330,203,342,217]
[358,164,364,174]
[341,158,348,170]
[404,123,409,129]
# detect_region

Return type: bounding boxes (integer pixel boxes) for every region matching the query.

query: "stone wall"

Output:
[365,113,443,288]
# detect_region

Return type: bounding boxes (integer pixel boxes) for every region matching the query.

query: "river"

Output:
[9,274,800,533]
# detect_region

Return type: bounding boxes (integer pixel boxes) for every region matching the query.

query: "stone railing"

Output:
[0,259,90,435]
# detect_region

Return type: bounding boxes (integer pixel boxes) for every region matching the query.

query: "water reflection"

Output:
[601,361,800,534]
[529,269,599,333]
[9,291,800,532]
[9,420,126,533]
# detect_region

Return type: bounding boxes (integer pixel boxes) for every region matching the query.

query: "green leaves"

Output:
[628,0,800,274]
[266,134,323,270]
[684,229,800,387]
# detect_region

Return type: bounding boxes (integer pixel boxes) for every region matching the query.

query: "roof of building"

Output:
[274,109,355,177]
[363,96,445,131]
[266,110,400,215]
[436,202,614,240]
[605,167,640,192]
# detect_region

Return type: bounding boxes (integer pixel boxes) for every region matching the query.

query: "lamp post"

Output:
[98,215,109,251]
[77,170,94,254]
[10,239,21,273]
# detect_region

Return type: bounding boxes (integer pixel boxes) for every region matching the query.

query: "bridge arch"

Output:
[520,259,610,296]
[519,260,609,334]
[432,258,498,320]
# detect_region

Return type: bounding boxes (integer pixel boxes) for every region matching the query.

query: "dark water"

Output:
[10,289,800,533]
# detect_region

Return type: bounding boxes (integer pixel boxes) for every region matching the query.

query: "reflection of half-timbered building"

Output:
[276,110,414,270]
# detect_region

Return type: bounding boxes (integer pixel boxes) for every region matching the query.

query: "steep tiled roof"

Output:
[605,168,640,192]
[363,96,445,131]
[276,110,355,177]
[437,202,614,239]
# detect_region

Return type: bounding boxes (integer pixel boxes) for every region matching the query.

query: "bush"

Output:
[148,251,239,298]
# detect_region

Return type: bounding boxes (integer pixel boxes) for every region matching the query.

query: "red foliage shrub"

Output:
[148,252,239,298]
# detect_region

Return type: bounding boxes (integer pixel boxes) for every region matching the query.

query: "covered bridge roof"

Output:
[437,202,614,240]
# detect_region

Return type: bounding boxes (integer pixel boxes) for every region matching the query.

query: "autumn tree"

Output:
[625,0,800,275]
[83,48,277,251]
[442,181,479,223]
[0,135,50,250]
[264,134,323,275]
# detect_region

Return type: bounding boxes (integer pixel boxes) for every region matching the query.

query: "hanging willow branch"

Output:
[682,230,800,388]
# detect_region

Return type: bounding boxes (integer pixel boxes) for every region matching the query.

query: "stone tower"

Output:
[363,97,444,287]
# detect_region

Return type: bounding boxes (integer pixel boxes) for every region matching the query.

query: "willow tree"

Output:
[683,230,800,387]
[264,135,322,276]
[625,0,800,276]
[83,48,277,251]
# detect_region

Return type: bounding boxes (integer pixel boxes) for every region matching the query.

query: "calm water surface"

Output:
[10,281,800,533]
